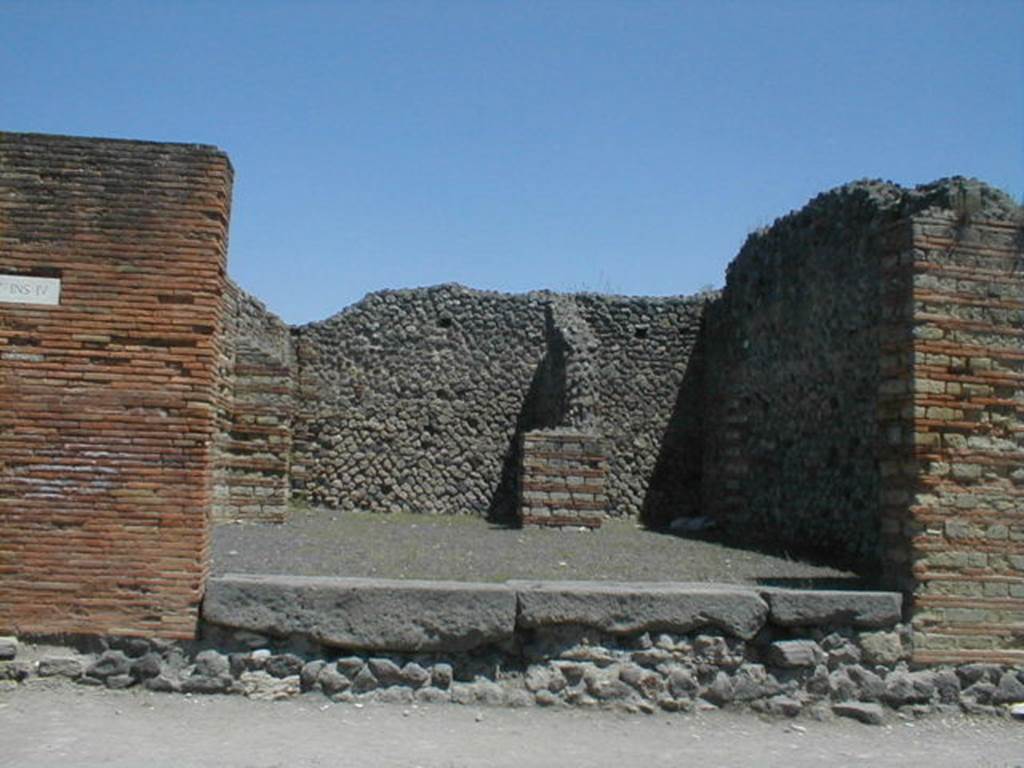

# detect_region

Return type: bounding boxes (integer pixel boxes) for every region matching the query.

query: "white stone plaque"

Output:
[0,274,61,306]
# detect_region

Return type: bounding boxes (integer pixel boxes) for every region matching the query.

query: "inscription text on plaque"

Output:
[0,275,62,306]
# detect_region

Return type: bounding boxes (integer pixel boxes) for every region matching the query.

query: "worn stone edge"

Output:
[203,576,905,648]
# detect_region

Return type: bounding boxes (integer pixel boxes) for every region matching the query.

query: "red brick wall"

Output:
[0,132,233,639]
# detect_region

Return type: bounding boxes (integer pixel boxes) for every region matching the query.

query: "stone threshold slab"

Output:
[203,575,903,653]
[202,575,518,653]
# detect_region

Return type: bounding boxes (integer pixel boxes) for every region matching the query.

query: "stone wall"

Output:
[700,181,1020,564]
[701,181,901,566]
[572,294,708,521]
[290,285,704,520]
[0,132,233,639]
[212,282,295,524]
[544,297,601,429]
[700,178,1022,662]
[291,285,548,518]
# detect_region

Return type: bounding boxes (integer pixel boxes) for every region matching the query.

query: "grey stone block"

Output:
[367,658,404,686]
[766,639,824,668]
[228,653,249,677]
[701,671,734,706]
[963,681,996,706]
[431,663,453,690]
[203,575,517,653]
[846,665,885,701]
[829,668,858,702]
[666,666,698,698]
[87,651,131,680]
[317,665,351,696]
[193,650,230,679]
[181,675,232,695]
[107,637,151,658]
[265,654,304,679]
[351,666,378,694]
[336,657,365,679]
[105,674,135,690]
[859,631,905,665]
[767,695,802,717]
[143,674,180,693]
[400,662,431,688]
[731,664,781,702]
[994,671,1024,704]
[130,653,163,682]
[833,701,885,725]
[932,668,961,704]
[881,670,934,706]
[0,637,18,661]
[821,632,862,667]
[513,581,768,639]
[763,589,902,628]
[957,663,1003,687]
[300,660,327,691]
[37,657,84,679]
[0,661,32,682]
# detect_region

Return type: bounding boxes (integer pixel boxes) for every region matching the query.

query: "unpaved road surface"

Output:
[1,684,1021,768]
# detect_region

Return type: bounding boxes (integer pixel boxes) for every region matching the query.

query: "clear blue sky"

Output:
[2,1,1022,324]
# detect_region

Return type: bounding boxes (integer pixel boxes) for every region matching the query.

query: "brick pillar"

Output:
[518,429,608,528]
[0,132,233,639]
[212,344,294,523]
[897,213,1024,664]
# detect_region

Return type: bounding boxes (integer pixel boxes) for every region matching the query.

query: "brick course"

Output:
[0,132,232,639]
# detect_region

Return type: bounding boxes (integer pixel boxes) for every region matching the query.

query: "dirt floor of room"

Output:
[212,507,865,587]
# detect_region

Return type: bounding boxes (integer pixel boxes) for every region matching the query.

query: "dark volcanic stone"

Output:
[833,701,885,726]
[193,650,231,679]
[87,651,131,680]
[130,653,164,681]
[265,653,305,679]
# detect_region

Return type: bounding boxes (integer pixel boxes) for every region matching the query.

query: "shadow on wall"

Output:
[640,322,708,529]
[486,306,566,525]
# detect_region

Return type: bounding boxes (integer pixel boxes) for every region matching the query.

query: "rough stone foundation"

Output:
[2,578,1021,721]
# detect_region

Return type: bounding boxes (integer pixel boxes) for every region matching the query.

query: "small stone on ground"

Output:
[832,701,885,725]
